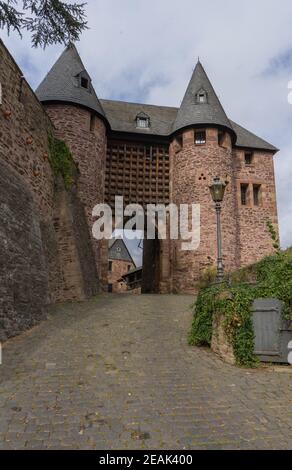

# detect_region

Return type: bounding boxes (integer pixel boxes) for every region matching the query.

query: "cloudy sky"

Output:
[2,0,292,250]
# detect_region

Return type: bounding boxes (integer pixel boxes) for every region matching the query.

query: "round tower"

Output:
[36,44,109,286]
[170,61,239,293]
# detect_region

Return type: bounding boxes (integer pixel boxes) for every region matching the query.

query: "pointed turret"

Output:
[172,61,235,139]
[36,43,107,123]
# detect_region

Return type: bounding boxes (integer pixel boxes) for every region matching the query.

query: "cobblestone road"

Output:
[0,294,292,450]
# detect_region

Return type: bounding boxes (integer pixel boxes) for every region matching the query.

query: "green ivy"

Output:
[189,249,292,367]
[266,220,281,254]
[188,285,221,346]
[48,134,76,189]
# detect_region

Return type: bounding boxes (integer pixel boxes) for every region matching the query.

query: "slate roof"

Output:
[100,99,177,136]
[120,266,143,279]
[172,61,234,136]
[36,43,106,120]
[101,99,277,152]
[36,45,277,152]
[230,121,278,152]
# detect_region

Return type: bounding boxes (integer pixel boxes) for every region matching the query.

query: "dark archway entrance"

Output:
[104,137,169,294]
[141,237,160,294]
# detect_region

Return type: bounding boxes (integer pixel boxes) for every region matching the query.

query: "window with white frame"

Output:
[136,113,150,129]
[195,89,208,104]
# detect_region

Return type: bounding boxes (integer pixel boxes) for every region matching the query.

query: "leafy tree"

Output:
[0,0,87,47]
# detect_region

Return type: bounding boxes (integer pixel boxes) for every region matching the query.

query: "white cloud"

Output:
[2,0,292,247]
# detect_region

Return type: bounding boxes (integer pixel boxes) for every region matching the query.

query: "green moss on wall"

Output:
[48,134,76,189]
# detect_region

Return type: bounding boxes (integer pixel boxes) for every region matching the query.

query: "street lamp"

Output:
[209,176,227,282]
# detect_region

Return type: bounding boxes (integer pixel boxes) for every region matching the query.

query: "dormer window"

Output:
[136,112,150,129]
[81,77,89,89]
[77,71,91,92]
[137,117,148,128]
[195,88,208,104]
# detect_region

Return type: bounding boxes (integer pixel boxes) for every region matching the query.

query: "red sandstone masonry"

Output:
[53,178,86,302]
[0,40,54,221]
[108,259,135,293]
[0,39,61,303]
[0,40,99,315]
[233,149,278,266]
[170,128,239,293]
[44,104,107,287]
[169,128,278,293]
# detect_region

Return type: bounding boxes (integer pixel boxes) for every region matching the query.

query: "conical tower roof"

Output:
[36,43,107,121]
[172,61,235,138]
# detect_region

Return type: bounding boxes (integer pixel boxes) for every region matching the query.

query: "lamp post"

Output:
[209,176,227,282]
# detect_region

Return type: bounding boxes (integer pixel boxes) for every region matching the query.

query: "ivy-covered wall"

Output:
[189,249,292,367]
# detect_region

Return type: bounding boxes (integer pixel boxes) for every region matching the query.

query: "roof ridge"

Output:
[100,98,179,110]
[35,45,277,151]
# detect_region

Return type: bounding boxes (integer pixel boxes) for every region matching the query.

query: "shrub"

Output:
[197,265,217,289]
[189,249,292,367]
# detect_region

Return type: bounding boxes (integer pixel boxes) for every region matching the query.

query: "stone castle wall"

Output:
[0,39,59,314]
[0,41,54,219]
[233,149,278,266]
[52,176,99,302]
[169,127,277,293]
[0,159,49,341]
[44,104,107,287]
[0,39,99,339]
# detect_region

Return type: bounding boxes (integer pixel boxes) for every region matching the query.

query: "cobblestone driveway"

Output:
[0,294,292,450]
